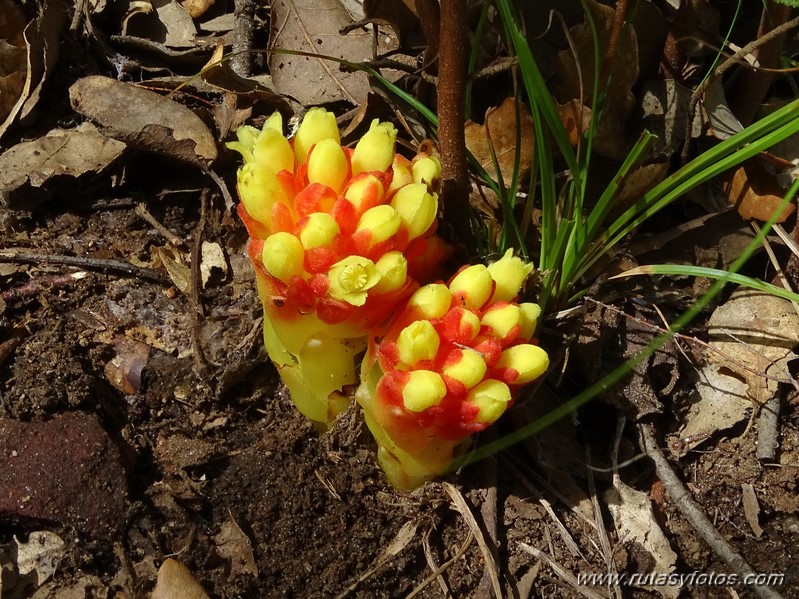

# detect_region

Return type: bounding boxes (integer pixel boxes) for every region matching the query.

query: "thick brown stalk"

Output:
[729,1,793,126]
[437,0,472,248]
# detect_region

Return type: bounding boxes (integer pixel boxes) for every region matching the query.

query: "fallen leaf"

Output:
[0,122,126,195]
[151,559,210,599]
[464,98,535,185]
[214,515,258,577]
[269,0,397,106]
[638,79,702,157]
[15,531,65,587]
[721,157,796,223]
[180,0,215,19]
[0,0,27,123]
[69,76,217,165]
[200,241,227,288]
[741,483,764,539]
[104,336,152,394]
[0,0,67,140]
[605,477,679,599]
[707,288,799,404]
[155,246,191,293]
[362,0,424,49]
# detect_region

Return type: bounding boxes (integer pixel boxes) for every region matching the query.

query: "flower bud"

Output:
[299,212,340,249]
[494,344,549,385]
[440,307,481,344]
[355,205,401,247]
[449,265,493,310]
[467,379,512,423]
[482,303,521,341]
[351,119,398,175]
[262,232,305,283]
[327,255,381,306]
[294,107,340,164]
[307,138,349,193]
[407,284,452,319]
[387,154,413,195]
[402,370,447,412]
[487,249,534,302]
[442,348,486,389]
[373,251,408,294]
[226,125,260,163]
[344,174,385,213]
[252,126,294,175]
[397,321,440,367]
[412,155,441,189]
[391,183,438,240]
[237,163,291,227]
[518,303,542,340]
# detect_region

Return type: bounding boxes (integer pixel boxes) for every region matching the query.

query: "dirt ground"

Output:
[2,0,799,598]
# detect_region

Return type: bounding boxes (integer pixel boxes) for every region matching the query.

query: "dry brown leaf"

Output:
[464,98,535,184]
[721,158,796,223]
[268,0,397,106]
[0,122,126,196]
[104,336,151,395]
[708,289,799,405]
[741,483,764,539]
[0,0,67,140]
[180,0,214,19]
[151,559,210,599]
[554,0,639,159]
[200,241,227,288]
[214,516,258,577]
[70,76,217,165]
[362,0,424,49]
[0,0,27,123]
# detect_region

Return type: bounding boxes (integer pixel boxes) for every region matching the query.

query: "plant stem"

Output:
[437,0,472,248]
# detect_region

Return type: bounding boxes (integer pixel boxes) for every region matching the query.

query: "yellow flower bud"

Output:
[487,249,534,302]
[391,183,438,241]
[397,321,440,367]
[294,107,340,164]
[443,349,487,389]
[482,303,522,340]
[495,344,549,385]
[407,284,452,319]
[299,212,340,249]
[226,125,260,163]
[518,303,542,340]
[262,232,305,283]
[351,119,398,175]
[373,251,408,294]
[252,127,294,175]
[356,205,402,246]
[344,174,385,212]
[237,163,290,227]
[412,155,441,189]
[328,255,381,306]
[467,379,512,423]
[387,154,413,195]
[307,138,349,193]
[402,370,447,412]
[449,265,493,310]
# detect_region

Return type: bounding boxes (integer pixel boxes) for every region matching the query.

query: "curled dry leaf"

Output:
[0,122,126,197]
[721,157,796,223]
[14,531,65,587]
[464,97,535,185]
[69,76,217,166]
[214,516,258,577]
[0,0,27,123]
[104,336,151,395]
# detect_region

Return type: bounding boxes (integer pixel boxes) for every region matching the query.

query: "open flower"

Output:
[228,109,449,427]
[356,250,548,489]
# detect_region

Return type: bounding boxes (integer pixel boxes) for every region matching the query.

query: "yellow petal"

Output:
[412,155,441,189]
[307,138,349,193]
[356,205,402,246]
[391,183,438,240]
[449,265,493,309]
[443,349,487,389]
[467,379,512,423]
[294,107,340,164]
[328,255,381,306]
[402,370,447,412]
[495,344,549,384]
[407,284,452,319]
[487,249,534,302]
[397,321,440,367]
[373,251,408,294]
[237,163,290,227]
[299,212,340,249]
[262,232,305,283]
[252,127,294,175]
[344,174,385,212]
[482,303,521,339]
[518,303,542,340]
[351,119,398,175]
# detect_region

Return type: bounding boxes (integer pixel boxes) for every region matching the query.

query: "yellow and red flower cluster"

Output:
[357,251,549,488]
[228,109,448,425]
[229,109,549,489]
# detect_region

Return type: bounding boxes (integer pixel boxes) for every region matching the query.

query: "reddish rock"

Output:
[0,412,129,539]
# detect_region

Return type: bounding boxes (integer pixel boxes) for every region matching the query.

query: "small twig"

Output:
[756,396,781,463]
[135,203,186,249]
[231,0,255,77]
[0,250,170,285]
[478,431,500,596]
[638,423,784,599]
[681,14,799,162]
[0,272,86,303]
[421,527,452,598]
[602,0,630,84]
[190,190,210,372]
[518,544,608,599]
[443,483,503,599]
[407,528,473,599]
